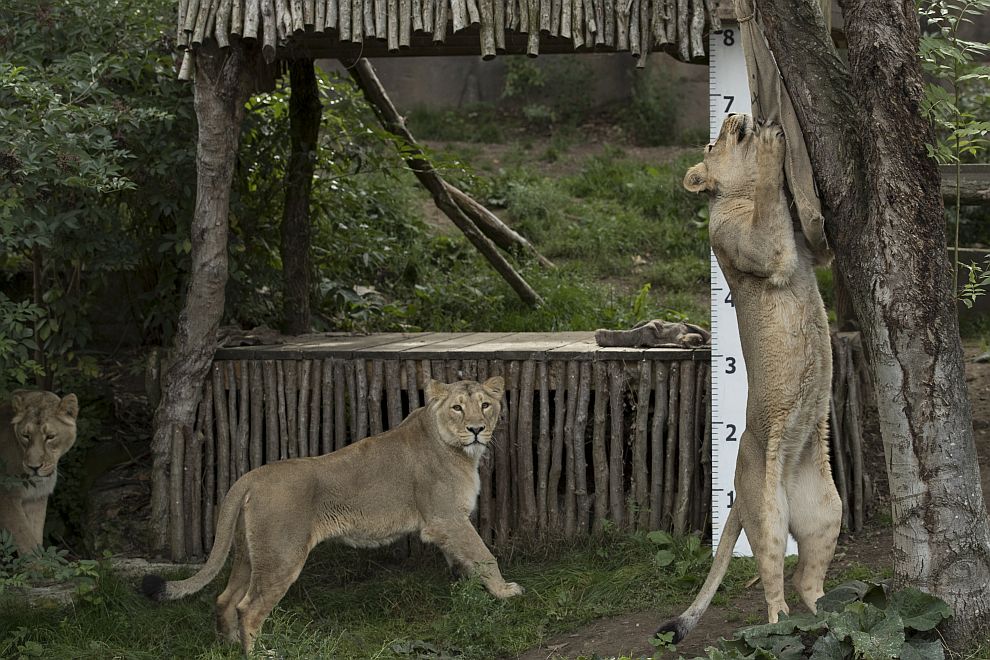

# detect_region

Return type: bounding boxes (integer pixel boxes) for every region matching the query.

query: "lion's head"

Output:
[8,390,78,478]
[683,114,765,197]
[426,377,505,460]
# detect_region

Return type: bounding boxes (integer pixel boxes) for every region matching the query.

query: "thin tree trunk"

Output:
[150,42,256,554]
[757,0,990,642]
[281,58,321,335]
[31,246,49,389]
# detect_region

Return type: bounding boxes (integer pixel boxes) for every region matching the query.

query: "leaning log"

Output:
[345,58,543,307]
[443,183,555,269]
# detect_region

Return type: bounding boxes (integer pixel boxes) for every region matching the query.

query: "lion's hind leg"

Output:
[787,424,841,613]
[737,436,790,623]
[215,524,251,645]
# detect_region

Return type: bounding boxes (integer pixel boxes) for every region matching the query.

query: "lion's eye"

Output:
[481,402,490,410]
[45,434,56,443]
[452,404,463,413]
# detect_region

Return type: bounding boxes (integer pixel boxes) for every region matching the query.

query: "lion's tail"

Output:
[142,477,250,602]
[654,507,743,644]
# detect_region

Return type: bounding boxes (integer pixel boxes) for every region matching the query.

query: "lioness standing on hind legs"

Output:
[143,377,521,655]
[657,115,841,642]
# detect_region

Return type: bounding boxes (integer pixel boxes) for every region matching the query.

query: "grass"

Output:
[414,145,711,329]
[0,531,759,659]
[312,141,711,333]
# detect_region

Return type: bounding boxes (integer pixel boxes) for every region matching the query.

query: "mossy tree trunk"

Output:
[150,43,256,556]
[756,0,990,645]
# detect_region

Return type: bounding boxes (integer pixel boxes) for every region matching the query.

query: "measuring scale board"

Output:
[708,24,798,557]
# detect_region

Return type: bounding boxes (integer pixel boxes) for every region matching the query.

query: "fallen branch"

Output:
[345,57,544,307]
[443,182,555,269]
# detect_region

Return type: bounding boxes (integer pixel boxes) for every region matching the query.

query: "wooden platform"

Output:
[215,331,711,361]
[164,332,871,563]
[165,332,713,560]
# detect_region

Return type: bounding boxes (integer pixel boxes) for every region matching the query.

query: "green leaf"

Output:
[817,580,871,613]
[888,588,953,632]
[647,530,673,547]
[900,638,945,660]
[654,549,675,567]
[830,602,904,660]
[810,632,852,660]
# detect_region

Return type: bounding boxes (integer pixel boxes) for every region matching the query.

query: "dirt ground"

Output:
[516,343,990,660]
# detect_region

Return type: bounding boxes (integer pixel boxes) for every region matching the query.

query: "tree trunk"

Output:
[150,44,256,556]
[757,0,990,644]
[281,59,321,335]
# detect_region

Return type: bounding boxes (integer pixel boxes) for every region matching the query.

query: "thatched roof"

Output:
[176,0,722,73]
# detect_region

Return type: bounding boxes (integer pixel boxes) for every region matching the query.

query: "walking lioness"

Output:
[143,377,521,655]
[657,115,840,642]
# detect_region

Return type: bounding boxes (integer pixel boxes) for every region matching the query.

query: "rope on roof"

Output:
[175,0,720,75]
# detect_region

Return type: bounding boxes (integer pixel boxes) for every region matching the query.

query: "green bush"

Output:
[625,71,681,147]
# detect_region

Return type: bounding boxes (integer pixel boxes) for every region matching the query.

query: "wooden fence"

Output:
[162,331,873,561]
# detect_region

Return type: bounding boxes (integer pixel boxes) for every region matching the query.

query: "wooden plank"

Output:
[460,332,591,360]
[216,331,711,361]
[403,332,519,359]
[214,333,415,359]
[352,332,462,355]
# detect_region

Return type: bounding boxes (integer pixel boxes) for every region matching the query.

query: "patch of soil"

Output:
[514,525,892,660]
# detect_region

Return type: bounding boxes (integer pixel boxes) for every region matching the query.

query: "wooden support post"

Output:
[649,362,669,530]
[573,360,592,534]
[262,360,278,463]
[633,359,651,528]
[537,360,551,530]
[562,360,579,536]
[516,360,538,531]
[249,361,264,469]
[673,360,696,535]
[281,59,321,335]
[591,360,608,530]
[548,361,567,530]
[203,379,215,550]
[607,361,625,528]
[662,361,679,529]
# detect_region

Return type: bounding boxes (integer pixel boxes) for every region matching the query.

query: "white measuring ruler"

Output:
[708,24,797,557]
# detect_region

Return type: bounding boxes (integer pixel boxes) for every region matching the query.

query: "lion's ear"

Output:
[10,390,30,415]
[482,376,505,400]
[57,394,79,421]
[683,163,710,193]
[425,379,449,402]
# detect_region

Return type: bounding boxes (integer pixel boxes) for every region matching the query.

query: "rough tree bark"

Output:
[756,0,990,644]
[281,59,321,335]
[150,43,256,556]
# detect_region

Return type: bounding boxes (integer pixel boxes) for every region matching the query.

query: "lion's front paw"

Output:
[493,581,524,599]
[757,122,786,160]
